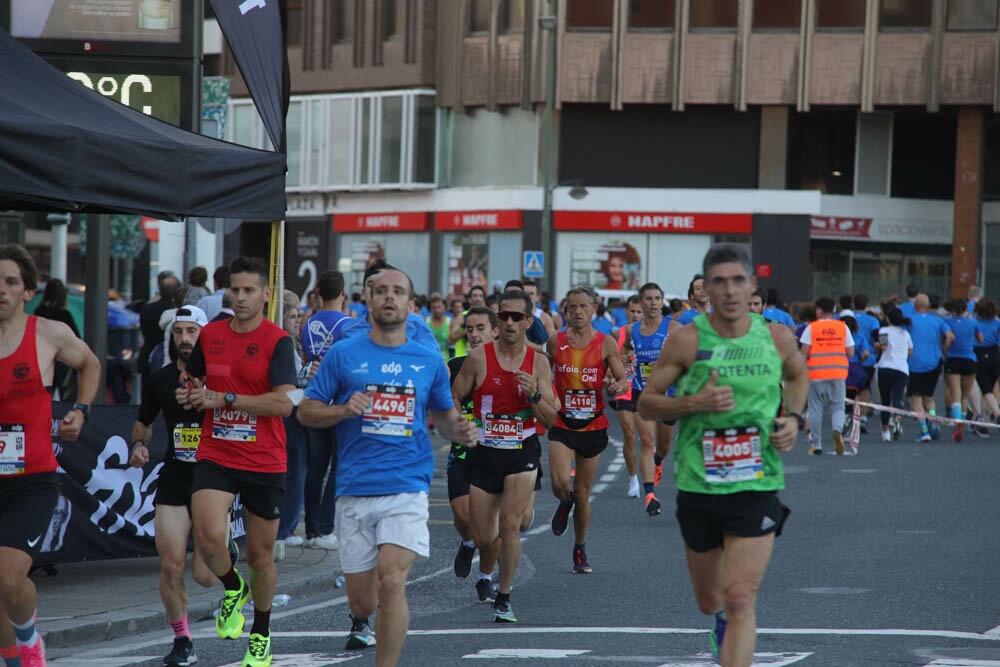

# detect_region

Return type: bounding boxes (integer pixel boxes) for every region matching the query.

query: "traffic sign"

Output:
[523,251,544,278]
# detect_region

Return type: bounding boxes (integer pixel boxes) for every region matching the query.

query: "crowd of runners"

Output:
[1,239,996,667]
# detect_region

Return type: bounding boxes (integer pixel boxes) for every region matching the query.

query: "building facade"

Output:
[219,0,1000,308]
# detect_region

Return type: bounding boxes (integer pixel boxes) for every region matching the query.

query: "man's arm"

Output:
[448,315,466,345]
[451,347,484,407]
[770,324,809,451]
[431,406,478,447]
[601,334,628,395]
[43,318,100,441]
[520,353,558,428]
[539,310,557,337]
[196,385,296,418]
[298,393,369,428]
[128,420,154,467]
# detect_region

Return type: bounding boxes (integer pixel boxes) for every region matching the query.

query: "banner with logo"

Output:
[34,403,245,565]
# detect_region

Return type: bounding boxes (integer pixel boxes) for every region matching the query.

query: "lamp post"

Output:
[539,5,557,295]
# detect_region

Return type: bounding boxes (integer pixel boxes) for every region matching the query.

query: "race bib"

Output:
[639,362,654,380]
[172,423,201,462]
[362,384,416,437]
[702,426,763,484]
[482,413,527,449]
[563,389,597,421]
[212,408,258,443]
[0,424,26,476]
[624,357,635,382]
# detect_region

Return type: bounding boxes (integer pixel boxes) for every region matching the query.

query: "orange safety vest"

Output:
[805,319,850,381]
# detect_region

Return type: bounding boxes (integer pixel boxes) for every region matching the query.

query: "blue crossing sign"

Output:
[523,251,544,278]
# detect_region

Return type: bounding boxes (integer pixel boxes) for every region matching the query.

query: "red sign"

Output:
[435,210,523,231]
[756,264,773,278]
[140,217,159,242]
[332,212,430,232]
[809,216,872,239]
[554,211,752,234]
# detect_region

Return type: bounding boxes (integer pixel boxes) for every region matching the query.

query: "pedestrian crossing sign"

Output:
[523,251,544,278]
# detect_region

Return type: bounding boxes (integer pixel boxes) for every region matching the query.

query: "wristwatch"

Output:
[526,390,543,404]
[224,392,237,406]
[71,402,91,420]
[787,412,806,429]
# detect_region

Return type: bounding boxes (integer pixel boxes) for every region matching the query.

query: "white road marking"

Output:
[656,652,811,667]
[591,483,608,494]
[986,625,1000,636]
[218,655,362,666]
[922,660,1000,666]
[842,469,877,473]
[600,473,617,482]
[464,648,591,659]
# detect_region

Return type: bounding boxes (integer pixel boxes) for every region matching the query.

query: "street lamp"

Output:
[539,4,557,294]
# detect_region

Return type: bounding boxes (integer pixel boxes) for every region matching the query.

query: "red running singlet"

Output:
[473,342,537,446]
[0,316,56,476]
[551,330,609,432]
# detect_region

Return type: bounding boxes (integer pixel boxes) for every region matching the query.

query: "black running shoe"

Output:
[163,636,197,666]
[572,546,592,574]
[346,614,376,650]
[550,496,574,536]
[454,541,475,579]
[476,578,499,602]
[645,492,661,517]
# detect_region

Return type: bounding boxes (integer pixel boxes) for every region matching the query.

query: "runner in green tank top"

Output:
[637,244,808,667]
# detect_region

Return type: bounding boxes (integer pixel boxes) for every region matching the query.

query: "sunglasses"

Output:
[498,311,527,322]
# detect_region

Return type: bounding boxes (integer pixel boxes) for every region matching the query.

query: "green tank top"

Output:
[674,314,785,494]
[454,310,469,357]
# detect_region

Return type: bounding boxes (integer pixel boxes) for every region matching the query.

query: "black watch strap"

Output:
[527,390,542,404]
[71,402,91,419]
[787,412,806,429]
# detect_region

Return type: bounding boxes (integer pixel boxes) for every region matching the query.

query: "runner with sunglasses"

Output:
[451,290,558,624]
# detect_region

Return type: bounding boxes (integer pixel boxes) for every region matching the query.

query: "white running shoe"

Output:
[283,535,304,546]
[627,476,640,498]
[308,533,340,550]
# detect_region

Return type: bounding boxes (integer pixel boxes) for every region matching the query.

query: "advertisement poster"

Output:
[284,220,328,307]
[446,233,489,298]
[569,239,644,291]
[12,0,183,43]
[347,238,386,294]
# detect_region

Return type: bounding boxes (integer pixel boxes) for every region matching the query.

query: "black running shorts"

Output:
[154,460,196,509]
[464,435,542,495]
[447,455,470,501]
[906,366,942,397]
[548,427,609,459]
[976,346,1000,394]
[193,460,286,520]
[676,490,790,553]
[608,396,636,412]
[0,472,59,557]
[944,357,977,376]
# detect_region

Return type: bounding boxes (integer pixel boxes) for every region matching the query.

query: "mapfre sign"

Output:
[554,211,752,234]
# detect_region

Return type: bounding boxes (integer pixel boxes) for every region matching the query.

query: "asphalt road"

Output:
[47,408,1000,667]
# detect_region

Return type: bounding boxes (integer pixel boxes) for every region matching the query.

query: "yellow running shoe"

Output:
[242,633,272,667]
[216,575,250,640]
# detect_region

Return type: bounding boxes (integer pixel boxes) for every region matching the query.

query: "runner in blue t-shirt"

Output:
[675,274,710,325]
[943,298,981,441]
[973,298,1000,430]
[906,295,954,441]
[298,266,477,661]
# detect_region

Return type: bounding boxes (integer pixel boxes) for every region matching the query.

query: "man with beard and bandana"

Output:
[129,305,226,667]
[299,264,477,666]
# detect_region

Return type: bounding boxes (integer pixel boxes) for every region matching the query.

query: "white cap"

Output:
[173,305,208,328]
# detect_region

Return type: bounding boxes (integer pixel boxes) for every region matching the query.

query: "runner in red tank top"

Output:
[175,257,297,666]
[0,244,100,666]
[546,286,628,574]
[451,289,558,624]
[609,295,644,497]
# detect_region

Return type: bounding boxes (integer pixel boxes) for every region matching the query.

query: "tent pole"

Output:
[84,214,109,404]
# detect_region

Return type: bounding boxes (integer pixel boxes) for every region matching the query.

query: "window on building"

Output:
[384,0,400,38]
[690,0,739,28]
[287,0,303,47]
[469,0,491,33]
[567,0,615,30]
[947,0,999,29]
[855,113,892,195]
[983,114,1000,199]
[499,0,526,33]
[816,0,866,28]
[880,0,932,28]
[629,0,675,29]
[330,0,351,43]
[754,0,802,28]
[380,96,404,184]
[786,109,856,195]
[891,112,956,199]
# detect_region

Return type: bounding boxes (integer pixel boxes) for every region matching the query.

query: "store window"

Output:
[629,0,675,29]
[816,0,866,28]
[500,0,526,33]
[880,0,932,29]
[946,0,999,29]
[567,0,615,30]
[787,110,857,195]
[855,113,892,196]
[891,113,956,200]
[469,0,491,33]
[811,247,952,302]
[690,0,738,28]
[753,0,801,29]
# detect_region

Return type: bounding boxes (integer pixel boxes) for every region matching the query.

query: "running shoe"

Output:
[880,430,892,443]
[307,533,339,550]
[163,636,196,666]
[892,416,903,440]
[953,423,965,443]
[709,612,727,663]
[476,578,499,602]
[626,477,640,498]
[18,637,46,667]
[916,432,932,443]
[346,615,376,649]
[653,461,663,487]
[493,600,517,623]
[550,496,574,536]
[283,535,304,547]
[807,446,823,456]
[242,633,271,667]
[216,576,250,640]
[454,541,476,578]
[572,546,592,574]
[975,424,990,438]
[928,423,942,440]
[645,492,661,516]
[832,431,845,456]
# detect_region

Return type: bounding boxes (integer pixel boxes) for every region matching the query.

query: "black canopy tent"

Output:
[0,28,286,399]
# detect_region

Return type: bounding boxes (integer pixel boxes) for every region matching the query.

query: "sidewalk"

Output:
[34,541,344,649]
